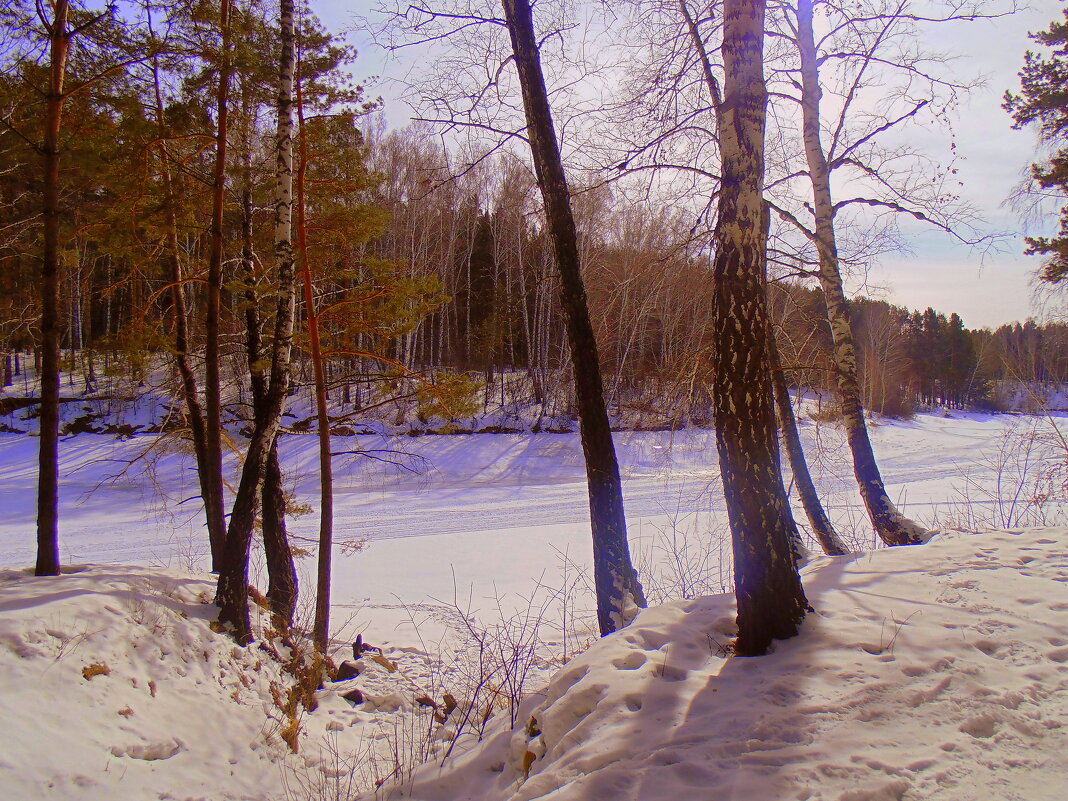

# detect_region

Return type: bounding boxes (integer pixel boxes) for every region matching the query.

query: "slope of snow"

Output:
[399,527,1068,801]
[1,534,1066,799]
[0,564,446,801]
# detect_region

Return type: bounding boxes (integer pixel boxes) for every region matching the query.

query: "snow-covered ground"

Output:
[0,411,1066,800]
[403,526,1068,801]
[0,411,1065,636]
[1,530,1066,800]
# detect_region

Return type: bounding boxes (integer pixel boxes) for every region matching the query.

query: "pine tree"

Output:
[1005,6,1068,284]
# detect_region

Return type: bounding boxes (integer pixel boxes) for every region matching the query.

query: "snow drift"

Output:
[1,529,1066,800]
[399,527,1068,801]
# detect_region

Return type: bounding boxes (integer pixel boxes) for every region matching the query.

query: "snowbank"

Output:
[399,527,1068,801]
[2,530,1067,801]
[0,565,416,801]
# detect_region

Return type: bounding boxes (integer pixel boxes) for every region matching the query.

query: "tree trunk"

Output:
[149,39,222,571]
[236,87,297,630]
[216,0,298,644]
[203,0,234,571]
[712,0,808,656]
[299,99,335,654]
[262,446,297,626]
[769,328,849,556]
[35,0,72,578]
[501,0,645,636]
[797,0,924,547]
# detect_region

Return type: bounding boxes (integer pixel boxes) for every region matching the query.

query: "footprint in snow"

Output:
[1047,648,1068,664]
[959,714,999,739]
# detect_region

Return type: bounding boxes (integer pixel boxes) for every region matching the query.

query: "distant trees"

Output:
[1006,5,1068,284]
[3,0,1064,660]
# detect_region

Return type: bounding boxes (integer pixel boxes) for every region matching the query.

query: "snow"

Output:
[400,527,1068,801]
[0,410,1066,799]
[2,531,1066,800]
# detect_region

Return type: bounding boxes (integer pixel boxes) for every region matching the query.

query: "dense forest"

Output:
[3,104,1065,427]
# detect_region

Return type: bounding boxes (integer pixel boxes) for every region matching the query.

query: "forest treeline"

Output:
[3,109,1065,424]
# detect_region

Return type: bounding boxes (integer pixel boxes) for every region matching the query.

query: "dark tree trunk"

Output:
[769,331,849,556]
[297,85,335,653]
[237,102,297,630]
[35,0,72,578]
[203,0,233,573]
[262,446,297,626]
[501,0,645,636]
[216,0,298,644]
[150,42,221,571]
[712,0,808,656]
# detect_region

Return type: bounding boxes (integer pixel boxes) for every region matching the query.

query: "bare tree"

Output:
[378,0,647,635]
[501,0,646,635]
[762,0,1012,545]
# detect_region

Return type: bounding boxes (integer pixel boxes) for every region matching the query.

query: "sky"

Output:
[326,1,1062,330]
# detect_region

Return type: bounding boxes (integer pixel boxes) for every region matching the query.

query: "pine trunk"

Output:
[262,446,297,626]
[797,0,925,547]
[712,0,808,656]
[203,0,233,571]
[501,0,645,636]
[35,0,71,578]
[151,51,221,571]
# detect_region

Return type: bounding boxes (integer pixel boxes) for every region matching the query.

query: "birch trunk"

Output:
[501,0,645,636]
[797,0,925,546]
[237,91,297,629]
[216,0,298,643]
[769,327,849,555]
[712,0,808,656]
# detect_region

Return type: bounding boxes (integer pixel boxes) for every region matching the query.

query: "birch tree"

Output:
[766,0,1011,545]
[378,0,647,635]
[500,0,646,635]
[711,0,809,655]
[216,0,298,643]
